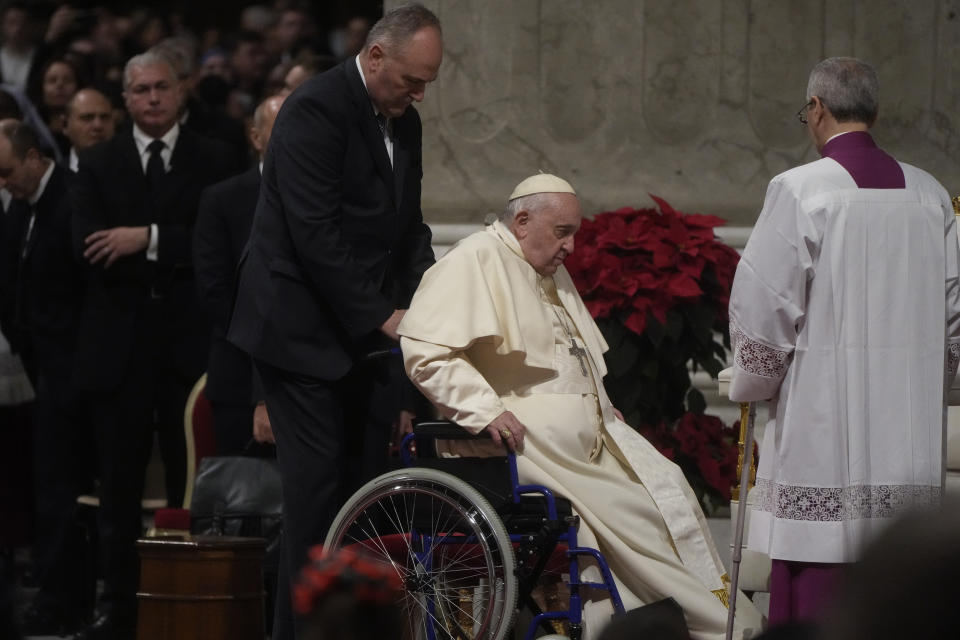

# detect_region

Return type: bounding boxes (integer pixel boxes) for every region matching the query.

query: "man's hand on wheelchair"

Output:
[390,409,417,455]
[485,411,526,453]
[253,402,275,444]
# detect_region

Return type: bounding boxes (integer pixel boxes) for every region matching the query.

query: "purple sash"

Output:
[820,131,904,189]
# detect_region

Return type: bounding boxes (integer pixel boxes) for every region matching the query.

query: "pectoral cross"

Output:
[569,337,589,376]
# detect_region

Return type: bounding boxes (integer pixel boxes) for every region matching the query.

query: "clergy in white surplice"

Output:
[398,174,762,640]
[728,57,960,625]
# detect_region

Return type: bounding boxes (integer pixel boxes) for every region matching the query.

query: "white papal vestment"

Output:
[729,157,960,564]
[398,221,761,639]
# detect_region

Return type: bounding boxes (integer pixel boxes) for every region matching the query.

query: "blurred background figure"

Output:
[194,92,286,455]
[819,499,960,640]
[338,16,372,59]
[30,57,81,156]
[0,120,90,637]
[0,2,39,91]
[270,6,313,63]
[292,547,403,640]
[281,51,335,95]
[63,88,116,172]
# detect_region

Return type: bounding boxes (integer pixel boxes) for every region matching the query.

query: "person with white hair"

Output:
[399,173,762,640]
[71,49,237,640]
[728,56,960,626]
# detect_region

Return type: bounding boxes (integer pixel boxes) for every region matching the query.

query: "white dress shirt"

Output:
[132,123,179,261]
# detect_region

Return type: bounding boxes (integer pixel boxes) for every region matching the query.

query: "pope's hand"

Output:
[253,402,275,444]
[83,226,149,267]
[484,411,526,453]
[390,408,416,451]
[380,309,406,341]
[612,407,624,422]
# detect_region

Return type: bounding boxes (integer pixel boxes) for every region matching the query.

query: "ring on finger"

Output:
[500,429,512,439]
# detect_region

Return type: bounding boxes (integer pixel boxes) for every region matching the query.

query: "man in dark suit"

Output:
[0,121,88,636]
[194,93,285,454]
[227,5,442,638]
[71,50,236,640]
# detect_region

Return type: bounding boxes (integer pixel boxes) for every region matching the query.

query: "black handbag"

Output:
[189,456,284,575]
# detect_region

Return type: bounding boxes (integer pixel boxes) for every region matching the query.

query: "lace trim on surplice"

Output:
[754,478,941,521]
[729,321,791,379]
[948,342,960,380]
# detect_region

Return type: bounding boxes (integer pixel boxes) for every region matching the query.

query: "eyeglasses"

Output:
[796,100,815,125]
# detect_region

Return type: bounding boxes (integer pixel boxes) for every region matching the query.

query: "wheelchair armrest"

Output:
[413,419,489,440]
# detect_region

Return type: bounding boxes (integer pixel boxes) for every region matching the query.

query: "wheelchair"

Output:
[323,421,626,640]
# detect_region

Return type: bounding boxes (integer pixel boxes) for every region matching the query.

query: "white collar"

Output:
[355,55,382,119]
[132,122,180,155]
[825,130,855,145]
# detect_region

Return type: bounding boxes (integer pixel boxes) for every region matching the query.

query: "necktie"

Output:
[21,204,36,259]
[146,139,166,189]
[376,113,389,139]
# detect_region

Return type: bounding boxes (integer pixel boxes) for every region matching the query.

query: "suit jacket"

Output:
[194,166,259,405]
[227,58,435,380]
[71,126,237,391]
[8,165,81,379]
[182,96,249,164]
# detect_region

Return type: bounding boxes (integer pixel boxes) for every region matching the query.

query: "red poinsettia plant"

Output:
[565,195,742,509]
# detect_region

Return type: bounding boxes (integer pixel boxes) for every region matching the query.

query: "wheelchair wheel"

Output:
[325,468,517,640]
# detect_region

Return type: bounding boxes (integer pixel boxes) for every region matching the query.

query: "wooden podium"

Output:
[136,535,266,640]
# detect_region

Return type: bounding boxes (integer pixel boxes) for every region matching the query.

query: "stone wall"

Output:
[395,0,960,225]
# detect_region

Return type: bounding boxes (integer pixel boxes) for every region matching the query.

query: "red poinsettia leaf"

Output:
[683,213,727,229]
[586,297,619,319]
[666,273,702,298]
[652,241,677,269]
[624,309,647,335]
[648,194,678,216]
[677,256,705,279]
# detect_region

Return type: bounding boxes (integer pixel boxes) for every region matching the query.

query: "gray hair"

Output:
[499,193,553,223]
[806,57,879,125]
[123,50,178,90]
[363,3,441,56]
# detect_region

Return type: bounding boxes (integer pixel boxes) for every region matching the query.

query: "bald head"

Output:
[251,94,285,159]
[65,88,115,151]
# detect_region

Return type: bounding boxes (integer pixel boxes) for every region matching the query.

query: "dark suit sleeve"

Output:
[69,151,145,281]
[70,149,146,281]
[157,140,239,268]
[270,97,394,339]
[0,208,23,350]
[193,182,235,329]
[155,223,193,266]
[70,157,103,265]
[395,116,434,307]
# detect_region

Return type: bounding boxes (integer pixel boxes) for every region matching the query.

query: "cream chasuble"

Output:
[399,221,761,639]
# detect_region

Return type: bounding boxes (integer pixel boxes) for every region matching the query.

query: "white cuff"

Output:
[146,223,158,261]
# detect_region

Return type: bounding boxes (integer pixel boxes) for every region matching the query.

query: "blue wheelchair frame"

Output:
[400,427,625,640]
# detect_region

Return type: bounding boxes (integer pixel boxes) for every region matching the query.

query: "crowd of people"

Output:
[0,2,373,639]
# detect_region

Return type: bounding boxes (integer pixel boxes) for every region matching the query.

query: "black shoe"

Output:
[72,610,135,640]
[20,602,80,637]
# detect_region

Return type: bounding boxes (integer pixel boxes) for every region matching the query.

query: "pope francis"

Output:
[397,174,762,639]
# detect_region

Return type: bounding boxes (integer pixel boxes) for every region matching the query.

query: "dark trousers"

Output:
[0,402,34,548]
[89,326,192,625]
[31,356,94,619]
[211,402,255,455]
[256,357,399,640]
